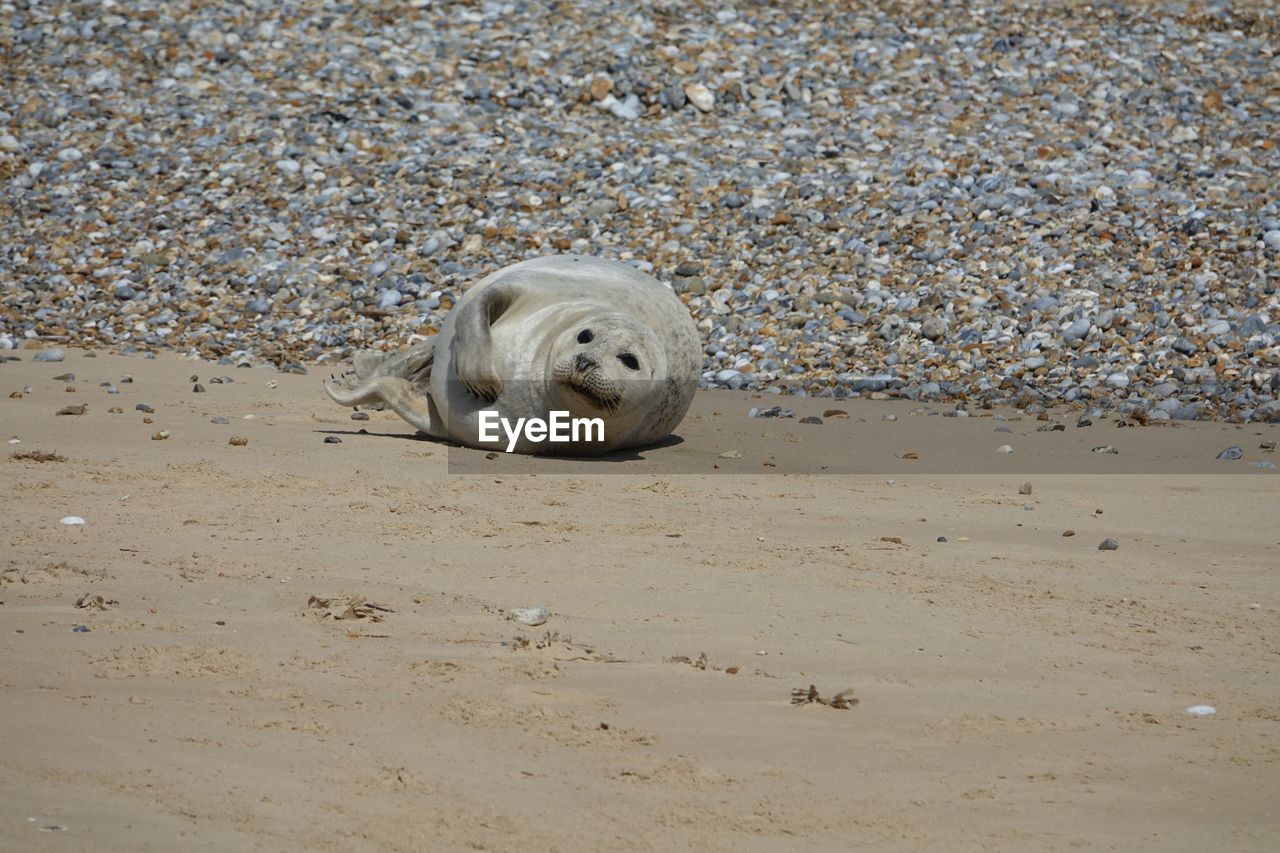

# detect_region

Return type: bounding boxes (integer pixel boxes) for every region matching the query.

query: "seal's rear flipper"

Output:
[326,341,440,434]
[355,340,436,384]
[324,375,443,438]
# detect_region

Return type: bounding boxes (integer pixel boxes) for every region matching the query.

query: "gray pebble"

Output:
[1216,446,1243,461]
[1098,538,1120,551]
[324,436,342,444]
[33,349,66,362]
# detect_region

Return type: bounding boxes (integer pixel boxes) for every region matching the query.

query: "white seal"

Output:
[325,255,701,455]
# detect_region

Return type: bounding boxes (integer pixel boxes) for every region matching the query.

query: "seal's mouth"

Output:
[563,376,622,413]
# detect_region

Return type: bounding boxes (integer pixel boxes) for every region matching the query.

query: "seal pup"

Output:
[325,255,700,455]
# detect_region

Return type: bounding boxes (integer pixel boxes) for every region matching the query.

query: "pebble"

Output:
[1062,530,1075,537]
[228,436,248,446]
[52,373,74,382]
[60,516,86,525]
[997,445,1014,454]
[1,4,1277,422]
[71,625,90,633]
[1019,482,1033,495]
[684,83,715,113]
[210,416,229,425]
[1185,705,1216,716]
[32,349,65,363]
[135,404,154,413]
[749,406,795,418]
[1215,446,1243,461]
[1098,538,1120,551]
[324,436,342,444]
[799,416,823,425]
[351,411,370,421]
[152,430,170,441]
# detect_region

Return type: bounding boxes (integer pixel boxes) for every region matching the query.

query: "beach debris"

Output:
[210,416,229,424]
[1215,446,1243,461]
[1186,705,1216,716]
[823,409,849,418]
[135,403,154,413]
[748,406,795,418]
[32,349,66,362]
[1250,461,1276,469]
[799,415,823,425]
[791,684,859,710]
[151,430,170,440]
[228,436,248,446]
[1260,441,1276,452]
[75,593,115,610]
[11,450,65,462]
[71,625,89,633]
[718,449,742,459]
[307,595,393,622]
[937,536,947,542]
[324,436,343,444]
[192,383,206,393]
[52,372,74,382]
[508,606,549,627]
[997,444,1014,453]
[1091,445,1119,454]
[60,516,85,525]
[1098,538,1120,550]
[56,404,87,416]
[1019,482,1033,495]
[1076,417,1093,428]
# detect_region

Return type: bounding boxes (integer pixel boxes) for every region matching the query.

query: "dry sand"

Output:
[2,349,1278,852]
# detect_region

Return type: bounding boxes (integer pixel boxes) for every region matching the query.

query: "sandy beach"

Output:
[2,348,1277,851]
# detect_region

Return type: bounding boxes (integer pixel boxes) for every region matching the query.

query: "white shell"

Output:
[508,607,549,627]
[1185,705,1216,716]
[60,516,86,525]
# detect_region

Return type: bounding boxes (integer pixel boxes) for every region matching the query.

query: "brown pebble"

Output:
[590,75,613,101]
[228,436,248,446]
[64,386,76,392]
[726,666,740,675]
[823,409,849,418]
[142,417,154,424]
[56,404,87,416]
[1019,482,1033,495]
[189,375,199,383]
[152,430,170,440]
[8,391,21,398]
[108,406,123,414]
[1062,530,1075,537]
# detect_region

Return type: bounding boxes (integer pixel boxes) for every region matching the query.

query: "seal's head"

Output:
[550,313,666,416]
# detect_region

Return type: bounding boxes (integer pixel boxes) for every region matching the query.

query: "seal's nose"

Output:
[574,353,597,373]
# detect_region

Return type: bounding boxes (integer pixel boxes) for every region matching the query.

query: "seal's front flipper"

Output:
[452,283,516,403]
[324,375,442,438]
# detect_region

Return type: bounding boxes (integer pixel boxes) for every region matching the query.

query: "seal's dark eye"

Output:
[577,329,593,344]
[618,353,640,371]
